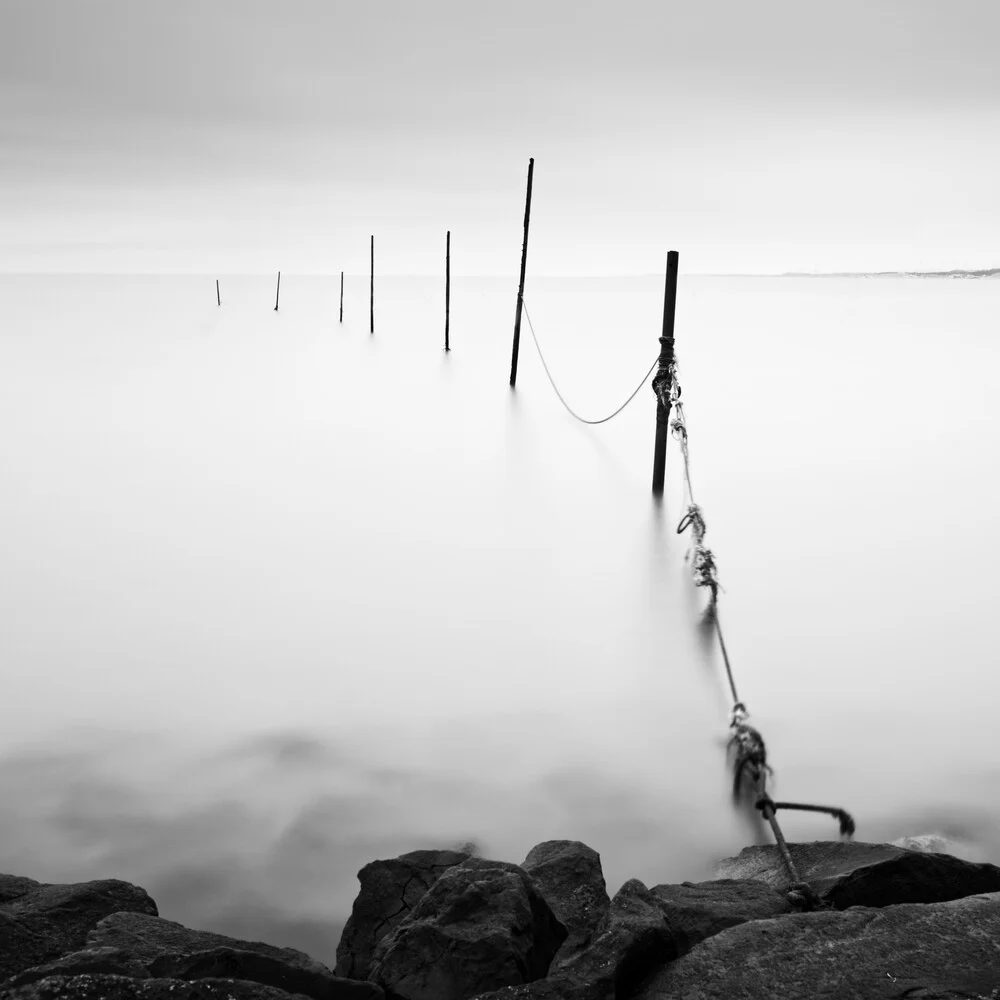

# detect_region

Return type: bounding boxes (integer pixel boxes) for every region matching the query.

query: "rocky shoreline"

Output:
[3,838,1000,999]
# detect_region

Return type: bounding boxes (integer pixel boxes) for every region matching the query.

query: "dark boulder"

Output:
[552,878,679,1000]
[469,983,585,1000]
[7,911,379,1000]
[649,877,792,953]
[335,849,470,981]
[713,841,1000,909]
[3,946,151,986]
[369,857,566,1000]
[0,875,158,983]
[521,841,609,972]
[0,973,315,999]
[634,891,1000,1000]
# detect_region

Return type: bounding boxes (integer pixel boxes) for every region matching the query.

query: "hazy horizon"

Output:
[2,0,998,275]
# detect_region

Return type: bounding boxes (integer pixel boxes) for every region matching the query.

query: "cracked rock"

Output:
[335,849,471,982]
[369,857,566,1000]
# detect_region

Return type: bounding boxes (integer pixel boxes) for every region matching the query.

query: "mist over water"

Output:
[2,273,998,965]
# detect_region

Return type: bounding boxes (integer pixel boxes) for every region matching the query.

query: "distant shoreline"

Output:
[719,268,1000,279]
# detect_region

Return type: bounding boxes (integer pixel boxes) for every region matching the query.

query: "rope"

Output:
[671,356,852,910]
[521,297,659,425]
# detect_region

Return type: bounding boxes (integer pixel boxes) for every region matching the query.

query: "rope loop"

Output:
[676,504,707,544]
[520,298,660,425]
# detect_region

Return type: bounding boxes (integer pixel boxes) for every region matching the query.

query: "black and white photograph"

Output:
[1,2,999,997]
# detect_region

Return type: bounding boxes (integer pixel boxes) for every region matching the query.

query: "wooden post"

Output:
[274,271,281,311]
[445,230,451,351]
[339,270,344,323]
[509,157,534,387]
[651,251,679,496]
[370,236,374,334]
[216,279,220,306]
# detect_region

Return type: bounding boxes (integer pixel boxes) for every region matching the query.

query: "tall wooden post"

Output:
[370,236,374,334]
[216,279,220,306]
[339,271,344,323]
[651,251,679,496]
[274,271,281,311]
[445,230,451,351]
[509,157,534,387]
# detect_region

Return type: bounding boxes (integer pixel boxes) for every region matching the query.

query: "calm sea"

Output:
[1,273,997,964]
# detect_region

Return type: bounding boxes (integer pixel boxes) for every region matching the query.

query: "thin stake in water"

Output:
[216,279,220,306]
[445,230,451,351]
[370,236,374,334]
[509,157,534,387]
[340,270,344,323]
[274,271,281,311]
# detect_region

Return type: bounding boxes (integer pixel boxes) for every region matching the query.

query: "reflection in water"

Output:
[0,274,998,962]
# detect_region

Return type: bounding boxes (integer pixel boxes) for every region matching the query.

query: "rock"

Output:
[633,891,1000,1000]
[8,911,379,1000]
[521,841,609,971]
[0,972,315,998]
[713,840,1000,908]
[3,946,151,985]
[552,879,679,1000]
[335,849,470,981]
[469,982,584,1000]
[891,833,955,854]
[369,857,566,1000]
[0,875,158,983]
[649,878,792,953]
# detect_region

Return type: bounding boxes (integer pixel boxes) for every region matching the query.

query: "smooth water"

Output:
[1,273,998,963]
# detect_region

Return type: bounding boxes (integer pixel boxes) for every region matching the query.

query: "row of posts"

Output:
[507,158,678,494]
[215,159,678,493]
[227,229,452,346]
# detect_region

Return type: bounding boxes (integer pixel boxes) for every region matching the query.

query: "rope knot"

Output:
[651,357,676,406]
[729,720,772,802]
[834,809,856,839]
[786,882,826,911]
[691,546,720,597]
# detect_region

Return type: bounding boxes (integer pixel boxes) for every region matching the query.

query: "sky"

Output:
[1,0,998,275]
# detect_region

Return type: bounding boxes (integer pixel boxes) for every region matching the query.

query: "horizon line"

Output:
[1,268,998,279]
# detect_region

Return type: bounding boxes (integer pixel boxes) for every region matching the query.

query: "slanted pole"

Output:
[509,157,534,387]
[651,251,679,495]
[445,230,451,351]
[339,270,344,323]
[274,271,281,311]
[370,236,374,334]
[216,279,220,306]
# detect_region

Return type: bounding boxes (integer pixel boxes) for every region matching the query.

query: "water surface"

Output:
[1,273,997,963]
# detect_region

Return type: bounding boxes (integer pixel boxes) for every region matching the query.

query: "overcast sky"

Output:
[2,0,998,274]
